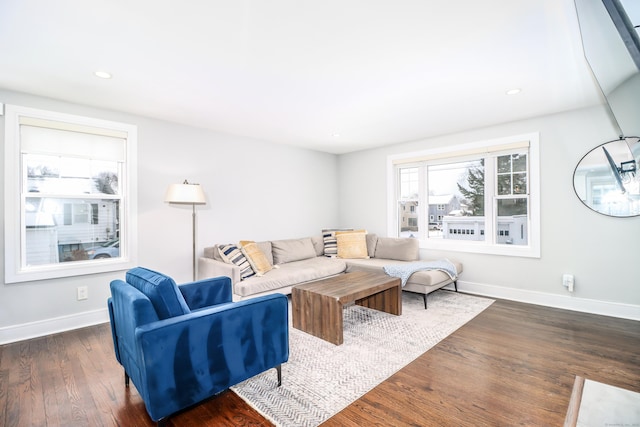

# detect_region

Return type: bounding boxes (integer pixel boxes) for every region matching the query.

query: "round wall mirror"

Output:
[573,137,640,217]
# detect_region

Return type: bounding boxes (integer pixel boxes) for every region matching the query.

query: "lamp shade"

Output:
[165,181,206,204]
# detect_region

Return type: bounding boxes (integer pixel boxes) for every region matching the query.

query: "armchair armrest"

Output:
[179,276,232,310]
[133,293,289,422]
[198,257,241,284]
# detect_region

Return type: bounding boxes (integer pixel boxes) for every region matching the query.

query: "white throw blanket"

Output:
[383,259,458,287]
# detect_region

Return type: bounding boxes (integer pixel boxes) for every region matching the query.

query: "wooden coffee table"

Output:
[291,271,402,345]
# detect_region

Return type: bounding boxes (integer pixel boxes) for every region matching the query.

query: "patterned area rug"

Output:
[232,290,494,427]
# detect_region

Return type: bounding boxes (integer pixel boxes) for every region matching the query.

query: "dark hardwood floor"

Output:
[1,296,638,426]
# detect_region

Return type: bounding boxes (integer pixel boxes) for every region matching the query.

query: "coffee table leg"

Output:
[292,287,304,331]
[320,294,344,345]
[293,288,344,345]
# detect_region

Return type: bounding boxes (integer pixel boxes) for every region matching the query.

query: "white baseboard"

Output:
[456,280,640,321]
[0,308,110,345]
[1,282,637,345]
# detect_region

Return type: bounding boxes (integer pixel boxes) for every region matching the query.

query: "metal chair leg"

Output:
[276,364,282,387]
[423,294,428,309]
[124,371,130,387]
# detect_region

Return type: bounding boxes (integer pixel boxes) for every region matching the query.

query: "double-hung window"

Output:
[4,105,138,282]
[388,133,540,257]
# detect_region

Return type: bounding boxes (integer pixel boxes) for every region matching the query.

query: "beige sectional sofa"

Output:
[198,234,462,308]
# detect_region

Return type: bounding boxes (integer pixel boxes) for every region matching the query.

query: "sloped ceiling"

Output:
[0,0,603,154]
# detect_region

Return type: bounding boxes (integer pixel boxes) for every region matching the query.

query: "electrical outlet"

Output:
[77,286,88,300]
[562,274,574,292]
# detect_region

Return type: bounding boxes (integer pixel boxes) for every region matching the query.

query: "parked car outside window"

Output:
[85,240,119,259]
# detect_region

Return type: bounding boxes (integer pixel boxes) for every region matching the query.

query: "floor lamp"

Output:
[165,180,206,281]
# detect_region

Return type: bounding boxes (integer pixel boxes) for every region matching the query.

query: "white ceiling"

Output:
[0,0,605,154]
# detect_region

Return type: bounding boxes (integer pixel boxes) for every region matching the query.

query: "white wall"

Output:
[2,89,638,344]
[608,72,640,137]
[0,90,339,343]
[338,105,640,319]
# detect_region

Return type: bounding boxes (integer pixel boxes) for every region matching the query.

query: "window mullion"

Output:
[419,164,427,240]
[485,156,496,245]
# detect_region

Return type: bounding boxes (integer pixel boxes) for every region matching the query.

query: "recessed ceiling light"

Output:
[506,88,521,95]
[332,133,341,138]
[94,71,112,79]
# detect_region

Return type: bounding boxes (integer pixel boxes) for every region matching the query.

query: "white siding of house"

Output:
[25,228,59,265]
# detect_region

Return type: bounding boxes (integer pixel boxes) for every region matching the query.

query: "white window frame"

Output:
[387,132,540,258]
[4,105,138,283]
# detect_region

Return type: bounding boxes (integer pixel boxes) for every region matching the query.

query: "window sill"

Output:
[5,257,136,284]
[420,238,540,258]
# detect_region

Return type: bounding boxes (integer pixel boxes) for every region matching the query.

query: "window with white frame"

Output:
[387,133,540,257]
[4,105,138,283]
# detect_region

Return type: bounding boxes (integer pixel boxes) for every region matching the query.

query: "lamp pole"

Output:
[191,203,197,281]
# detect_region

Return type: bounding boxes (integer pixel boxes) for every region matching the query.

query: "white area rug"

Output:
[232,290,494,427]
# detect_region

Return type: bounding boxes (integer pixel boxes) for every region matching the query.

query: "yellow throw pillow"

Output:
[239,240,273,276]
[335,230,369,259]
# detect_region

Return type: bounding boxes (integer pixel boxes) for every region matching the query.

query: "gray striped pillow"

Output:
[322,228,353,258]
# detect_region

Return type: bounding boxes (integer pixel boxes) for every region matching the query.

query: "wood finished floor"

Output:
[1,296,638,426]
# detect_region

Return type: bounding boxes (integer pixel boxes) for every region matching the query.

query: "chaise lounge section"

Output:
[345,236,462,308]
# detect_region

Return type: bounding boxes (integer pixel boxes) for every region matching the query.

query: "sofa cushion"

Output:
[272,238,316,264]
[256,241,274,265]
[233,257,347,297]
[125,267,190,320]
[203,246,219,260]
[311,235,325,257]
[218,244,256,280]
[366,233,378,258]
[374,237,419,261]
[336,229,369,259]
[239,240,273,276]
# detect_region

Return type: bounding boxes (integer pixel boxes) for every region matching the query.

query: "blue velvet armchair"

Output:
[107,267,289,424]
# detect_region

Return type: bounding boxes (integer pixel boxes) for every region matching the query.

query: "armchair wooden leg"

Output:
[124,371,130,388]
[423,294,428,309]
[157,417,167,427]
[276,364,282,387]
[454,280,458,292]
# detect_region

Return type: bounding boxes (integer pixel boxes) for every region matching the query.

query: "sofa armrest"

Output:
[134,294,289,422]
[178,276,232,310]
[198,257,241,284]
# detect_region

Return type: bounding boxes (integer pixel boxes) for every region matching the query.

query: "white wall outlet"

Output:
[562,274,574,292]
[77,286,88,300]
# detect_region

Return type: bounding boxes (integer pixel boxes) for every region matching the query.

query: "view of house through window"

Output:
[4,104,137,283]
[25,154,121,264]
[391,134,539,256]
[398,166,419,236]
